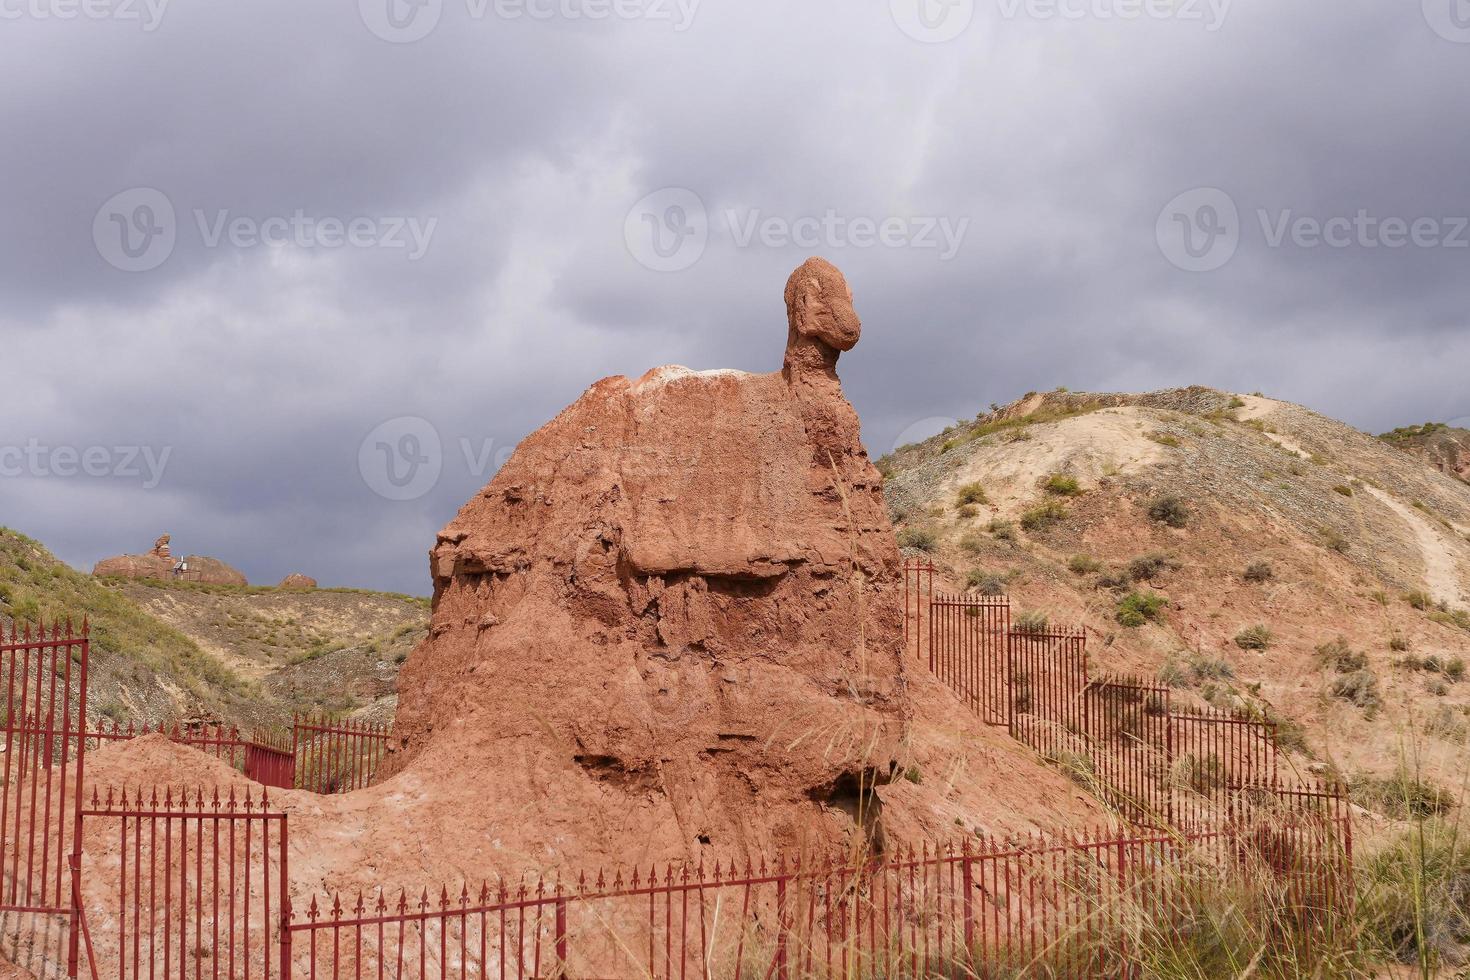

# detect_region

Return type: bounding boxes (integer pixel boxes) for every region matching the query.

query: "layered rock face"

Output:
[389,258,915,858]
[278,573,318,589]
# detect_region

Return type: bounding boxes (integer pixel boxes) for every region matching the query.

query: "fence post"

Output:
[66,630,89,980]
[555,893,569,972]
[280,812,292,980]
[961,841,975,959]
[775,875,789,980]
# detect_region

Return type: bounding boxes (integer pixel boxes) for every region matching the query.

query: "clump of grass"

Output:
[1233,624,1273,650]
[988,519,1016,542]
[956,504,978,519]
[1242,561,1274,583]
[1116,591,1167,628]
[1013,610,1050,633]
[1044,473,1082,497]
[1020,500,1068,532]
[1333,484,1355,497]
[896,525,937,552]
[1146,431,1181,448]
[1321,527,1350,553]
[958,532,985,555]
[1329,669,1382,714]
[1389,633,1411,652]
[963,568,1006,596]
[954,482,988,507]
[1405,590,1435,611]
[1067,554,1102,575]
[1395,653,1466,681]
[1159,652,1234,687]
[1126,552,1179,582]
[1146,494,1190,528]
[1314,637,1367,673]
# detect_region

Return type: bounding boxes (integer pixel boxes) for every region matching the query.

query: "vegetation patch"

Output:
[1116,591,1167,628]
[1242,561,1274,582]
[1233,624,1273,650]
[1020,501,1068,533]
[1146,494,1190,528]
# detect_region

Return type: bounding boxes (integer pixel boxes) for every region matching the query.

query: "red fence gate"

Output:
[80,787,289,980]
[927,593,1010,724]
[0,620,89,976]
[291,716,389,795]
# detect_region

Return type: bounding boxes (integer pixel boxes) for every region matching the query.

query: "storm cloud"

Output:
[2,0,1467,593]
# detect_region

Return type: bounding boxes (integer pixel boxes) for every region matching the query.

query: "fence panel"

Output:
[928,594,1011,724]
[81,787,289,980]
[1082,678,1172,826]
[1006,627,1089,763]
[292,716,390,795]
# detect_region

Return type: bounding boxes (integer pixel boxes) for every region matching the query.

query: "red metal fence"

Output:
[0,619,89,977]
[291,715,389,795]
[288,814,1352,980]
[901,561,1296,831]
[81,786,289,980]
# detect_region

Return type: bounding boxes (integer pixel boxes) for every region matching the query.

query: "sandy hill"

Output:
[0,527,426,729]
[880,387,1470,807]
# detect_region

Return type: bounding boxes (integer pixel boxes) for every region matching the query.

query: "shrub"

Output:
[956,504,978,519]
[1389,633,1410,652]
[1329,669,1382,714]
[955,482,988,507]
[1425,705,1468,743]
[1405,590,1434,611]
[1321,527,1350,553]
[1242,561,1274,583]
[1146,494,1190,528]
[1233,625,1273,650]
[1359,819,1470,969]
[1314,637,1367,673]
[1020,501,1068,532]
[1094,570,1132,592]
[1067,554,1102,575]
[896,526,936,552]
[988,519,1016,542]
[1160,653,1234,687]
[1351,769,1452,820]
[1044,474,1082,497]
[1013,610,1050,633]
[1116,591,1167,628]
[1333,484,1355,497]
[964,569,1006,596]
[1126,553,1178,582]
[1146,431,1181,448]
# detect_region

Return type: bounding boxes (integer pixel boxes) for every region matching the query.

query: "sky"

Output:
[2,0,1468,595]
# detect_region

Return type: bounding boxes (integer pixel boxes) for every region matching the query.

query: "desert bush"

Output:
[1351,769,1453,820]
[1146,431,1181,448]
[956,504,978,519]
[988,519,1016,541]
[1013,610,1050,633]
[964,568,1006,596]
[1067,554,1102,575]
[958,532,985,555]
[1314,637,1367,673]
[1425,705,1469,743]
[896,525,936,552]
[1126,552,1179,581]
[1159,653,1233,687]
[1405,590,1434,611]
[1094,569,1132,591]
[1146,494,1190,528]
[1321,527,1350,553]
[1242,561,1274,582]
[1044,473,1082,497]
[1329,669,1382,714]
[1233,624,1273,650]
[1020,500,1068,532]
[1395,654,1466,681]
[1116,591,1167,628]
[1389,633,1410,652]
[1333,484,1355,497]
[954,481,988,506]
[1430,608,1470,632]
[1360,818,1470,971]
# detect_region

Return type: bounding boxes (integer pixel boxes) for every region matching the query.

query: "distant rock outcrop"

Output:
[93,534,248,586]
[278,573,317,590]
[1382,422,1470,484]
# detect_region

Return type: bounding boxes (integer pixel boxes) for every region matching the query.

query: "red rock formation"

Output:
[92,535,248,586]
[387,258,913,857]
[278,573,318,590]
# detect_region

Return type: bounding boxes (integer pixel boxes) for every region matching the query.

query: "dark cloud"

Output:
[2,0,1467,594]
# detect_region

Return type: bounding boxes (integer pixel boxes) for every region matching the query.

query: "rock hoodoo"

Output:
[388,258,914,858]
[92,534,248,586]
[278,573,318,590]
